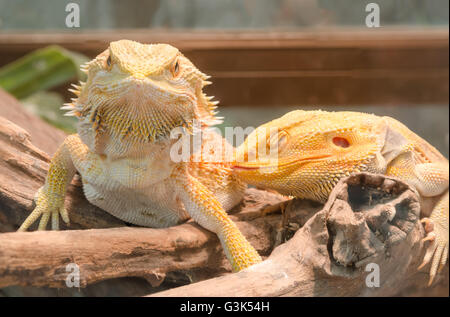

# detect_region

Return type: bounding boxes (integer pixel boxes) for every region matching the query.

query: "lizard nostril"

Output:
[333,137,350,148]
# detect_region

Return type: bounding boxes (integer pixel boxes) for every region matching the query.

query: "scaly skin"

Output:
[233,110,448,285]
[18,40,262,272]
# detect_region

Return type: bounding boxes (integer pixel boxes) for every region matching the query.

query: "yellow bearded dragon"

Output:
[233,110,448,285]
[18,40,262,272]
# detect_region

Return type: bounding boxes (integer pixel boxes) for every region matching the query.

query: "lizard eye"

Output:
[172,60,180,77]
[332,137,350,148]
[106,56,112,68]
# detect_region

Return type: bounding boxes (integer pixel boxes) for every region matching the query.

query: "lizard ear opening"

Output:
[380,119,409,165]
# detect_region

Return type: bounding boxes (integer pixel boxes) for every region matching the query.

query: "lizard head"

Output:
[233,110,397,202]
[64,40,220,145]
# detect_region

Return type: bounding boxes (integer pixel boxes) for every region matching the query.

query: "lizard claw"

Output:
[421,231,436,243]
[420,218,434,233]
[418,217,449,286]
[18,186,69,232]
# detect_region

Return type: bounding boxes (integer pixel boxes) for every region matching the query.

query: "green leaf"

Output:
[21,91,77,134]
[0,45,89,99]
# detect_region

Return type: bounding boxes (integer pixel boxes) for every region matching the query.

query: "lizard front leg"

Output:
[419,191,449,285]
[413,162,449,285]
[18,135,82,231]
[175,167,262,271]
[387,158,449,285]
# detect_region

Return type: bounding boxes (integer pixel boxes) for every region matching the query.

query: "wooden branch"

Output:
[151,173,449,297]
[0,192,319,288]
[0,89,66,156]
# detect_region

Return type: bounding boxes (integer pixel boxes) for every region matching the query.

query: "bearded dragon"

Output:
[18,40,262,272]
[233,110,448,285]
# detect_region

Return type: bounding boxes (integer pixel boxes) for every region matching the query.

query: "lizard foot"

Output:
[18,186,69,231]
[418,217,449,286]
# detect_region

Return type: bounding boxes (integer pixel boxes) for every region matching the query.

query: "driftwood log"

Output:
[0,88,448,296]
[0,88,66,156]
[152,173,448,296]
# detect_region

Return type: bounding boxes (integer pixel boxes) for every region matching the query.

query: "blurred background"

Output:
[0,0,448,156]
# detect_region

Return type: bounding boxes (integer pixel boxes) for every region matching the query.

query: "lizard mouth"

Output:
[232,165,260,171]
[232,153,332,172]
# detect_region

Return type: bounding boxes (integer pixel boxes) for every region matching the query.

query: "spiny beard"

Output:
[86,98,196,144]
